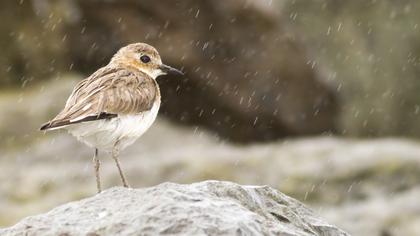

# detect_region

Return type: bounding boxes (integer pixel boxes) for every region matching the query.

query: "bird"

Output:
[40,43,183,193]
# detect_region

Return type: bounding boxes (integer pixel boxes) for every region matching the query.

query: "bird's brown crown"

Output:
[111,43,163,78]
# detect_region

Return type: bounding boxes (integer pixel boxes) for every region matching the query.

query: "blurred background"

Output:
[1,0,420,235]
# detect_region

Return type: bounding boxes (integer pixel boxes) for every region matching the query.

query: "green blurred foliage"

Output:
[283,0,420,137]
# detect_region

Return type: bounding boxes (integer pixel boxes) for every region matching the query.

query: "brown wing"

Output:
[40,66,158,130]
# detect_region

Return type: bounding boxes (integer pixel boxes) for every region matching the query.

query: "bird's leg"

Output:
[93,148,101,193]
[112,141,129,188]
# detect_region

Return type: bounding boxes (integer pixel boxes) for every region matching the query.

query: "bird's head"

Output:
[111,43,183,79]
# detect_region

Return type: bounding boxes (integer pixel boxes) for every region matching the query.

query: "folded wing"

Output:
[40,66,157,130]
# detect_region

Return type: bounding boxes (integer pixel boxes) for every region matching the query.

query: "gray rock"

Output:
[0,181,348,236]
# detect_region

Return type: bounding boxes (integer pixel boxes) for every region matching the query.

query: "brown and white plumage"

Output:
[40,43,183,192]
[40,66,159,130]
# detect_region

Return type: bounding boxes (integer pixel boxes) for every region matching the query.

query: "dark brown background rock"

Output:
[1,0,337,142]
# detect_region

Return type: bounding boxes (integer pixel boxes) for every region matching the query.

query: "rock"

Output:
[2,64,420,235]
[322,186,420,236]
[0,181,349,236]
[2,122,420,234]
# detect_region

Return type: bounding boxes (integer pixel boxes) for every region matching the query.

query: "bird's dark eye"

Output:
[140,55,151,63]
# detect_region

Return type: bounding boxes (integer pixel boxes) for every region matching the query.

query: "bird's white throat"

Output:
[139,67,165,79]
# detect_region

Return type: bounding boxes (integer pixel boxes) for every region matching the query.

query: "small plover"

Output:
[40,43,183,193]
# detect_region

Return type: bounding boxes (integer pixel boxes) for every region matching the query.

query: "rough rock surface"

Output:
[2,79,420,235]
[0,181,348,236]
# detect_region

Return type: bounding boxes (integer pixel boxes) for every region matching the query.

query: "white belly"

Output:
[67,101,160,152]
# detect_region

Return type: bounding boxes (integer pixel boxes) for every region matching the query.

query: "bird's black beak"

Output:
[159,64,184,76]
